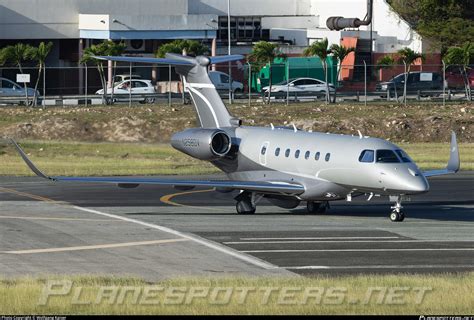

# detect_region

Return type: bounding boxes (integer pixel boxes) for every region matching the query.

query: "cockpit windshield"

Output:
[396,149,412,162]
[376,150,400,163]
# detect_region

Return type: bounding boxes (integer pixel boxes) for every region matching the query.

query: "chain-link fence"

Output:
[0,63,472,107]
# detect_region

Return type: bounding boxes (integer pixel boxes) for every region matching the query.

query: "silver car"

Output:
[0,77,38,106]
[96,79,156,104]
[263,77,336,94]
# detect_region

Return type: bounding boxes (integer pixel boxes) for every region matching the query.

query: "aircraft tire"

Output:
[236,200,256,215]
[390,211,404,222]
[306,201,321,214]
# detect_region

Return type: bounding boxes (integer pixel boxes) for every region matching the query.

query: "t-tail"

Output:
[94,54,244,128]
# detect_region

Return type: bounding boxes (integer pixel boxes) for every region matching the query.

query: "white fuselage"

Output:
[224,126,429,201]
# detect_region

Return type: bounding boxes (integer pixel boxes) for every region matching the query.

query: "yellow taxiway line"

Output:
[159,188,222,211]
[0,186,64,204]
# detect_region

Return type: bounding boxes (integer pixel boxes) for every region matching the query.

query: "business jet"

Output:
[10,54,460,222]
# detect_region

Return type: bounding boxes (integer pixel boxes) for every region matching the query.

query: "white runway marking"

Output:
[242,248,474,253]
[3,239,188,254]
[73,206,278,270]
[0,215,122,222]
[238,236,400,241]
[285,264,474,270]
[225,239,474,244]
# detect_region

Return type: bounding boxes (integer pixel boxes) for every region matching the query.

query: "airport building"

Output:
[0,0,438,92]
[0,0,433,62]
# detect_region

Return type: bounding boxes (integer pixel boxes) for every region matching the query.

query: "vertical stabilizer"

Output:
[93,54,244,128]
[167,54,238,128]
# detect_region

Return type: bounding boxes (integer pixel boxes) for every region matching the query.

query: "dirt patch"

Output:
[0,102,472,143]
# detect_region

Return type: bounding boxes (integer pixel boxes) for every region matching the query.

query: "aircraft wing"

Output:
[10,139,304,195]
[423,131,460,178]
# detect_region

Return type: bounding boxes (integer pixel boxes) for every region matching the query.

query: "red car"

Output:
[445,67,474,90]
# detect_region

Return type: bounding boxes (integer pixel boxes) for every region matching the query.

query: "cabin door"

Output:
[259,141,270,166]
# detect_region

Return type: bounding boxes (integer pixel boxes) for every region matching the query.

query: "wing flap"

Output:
[10,139,304,195]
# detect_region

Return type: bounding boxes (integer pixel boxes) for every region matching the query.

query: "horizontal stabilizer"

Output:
[92,56,194,66]
[209,55,245,64]
[10,139,304,195]
[92,54,244,66]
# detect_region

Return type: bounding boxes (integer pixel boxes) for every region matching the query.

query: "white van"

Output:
[209,71,244,93]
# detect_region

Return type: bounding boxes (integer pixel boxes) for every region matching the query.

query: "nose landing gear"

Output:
[390,196,405,222]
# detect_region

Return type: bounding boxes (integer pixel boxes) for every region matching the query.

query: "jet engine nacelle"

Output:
[171,128,232,161]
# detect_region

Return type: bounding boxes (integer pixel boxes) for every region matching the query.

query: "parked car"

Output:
[376,72,444,97]
[0,77,39,106]
[445,67,474,90]
[113,74,142,86]
[209,71,244,93]
[96,79,156,104]
[262,78,336,94]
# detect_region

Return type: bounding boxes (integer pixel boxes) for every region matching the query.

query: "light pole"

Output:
[228,0,232,104]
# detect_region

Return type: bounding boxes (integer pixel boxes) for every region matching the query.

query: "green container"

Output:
[252,56,337,92]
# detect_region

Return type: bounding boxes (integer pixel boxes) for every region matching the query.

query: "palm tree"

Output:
[304,38,332,104]
[80,40,126,104]
[247,41,286,104]
[156,40,210,104]
[376,55,397,99]
[396,47,425,101]
[155,40,209,58]
[444,42,473,101]
[28,41,53,107]
[329,44,354,102]
[0,43,35,105]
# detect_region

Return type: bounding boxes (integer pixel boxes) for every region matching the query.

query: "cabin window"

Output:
[285,149,291,157]
[376,150,400,163]
[315,152,320,161]
[295,150,300,158]
[359,150,375,163]
[325,153,331,162]
[305,151,310,160]
[261,146,267,155]
[275,148,280,157]
[396,150,412,163]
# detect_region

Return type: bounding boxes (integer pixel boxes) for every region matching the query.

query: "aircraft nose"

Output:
[406,176,430,193]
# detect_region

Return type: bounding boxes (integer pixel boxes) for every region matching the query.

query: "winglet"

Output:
[423,131,460,177]
[447,131,460,173]
[9,139,54,181]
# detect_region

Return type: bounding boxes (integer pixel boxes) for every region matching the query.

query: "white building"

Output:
[0,0,434,91]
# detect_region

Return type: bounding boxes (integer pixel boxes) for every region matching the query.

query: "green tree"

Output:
[0,43,36,105]
[444,42,473,100]
[329,44,354,102]
[396,47,425,101]
[388,0,473,51]
[28,41,53,107]
[80,40,126,104]
[247,41,286,104]
[155,40,209,58]
[376,55,397,99]
[304,38,332,104]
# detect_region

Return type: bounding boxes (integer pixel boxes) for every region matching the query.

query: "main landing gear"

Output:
[306,201,329,214]
[390,196,405,222]
[235,191,262,214]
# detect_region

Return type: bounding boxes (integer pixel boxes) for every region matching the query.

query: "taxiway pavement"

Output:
[0,172,472,279]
